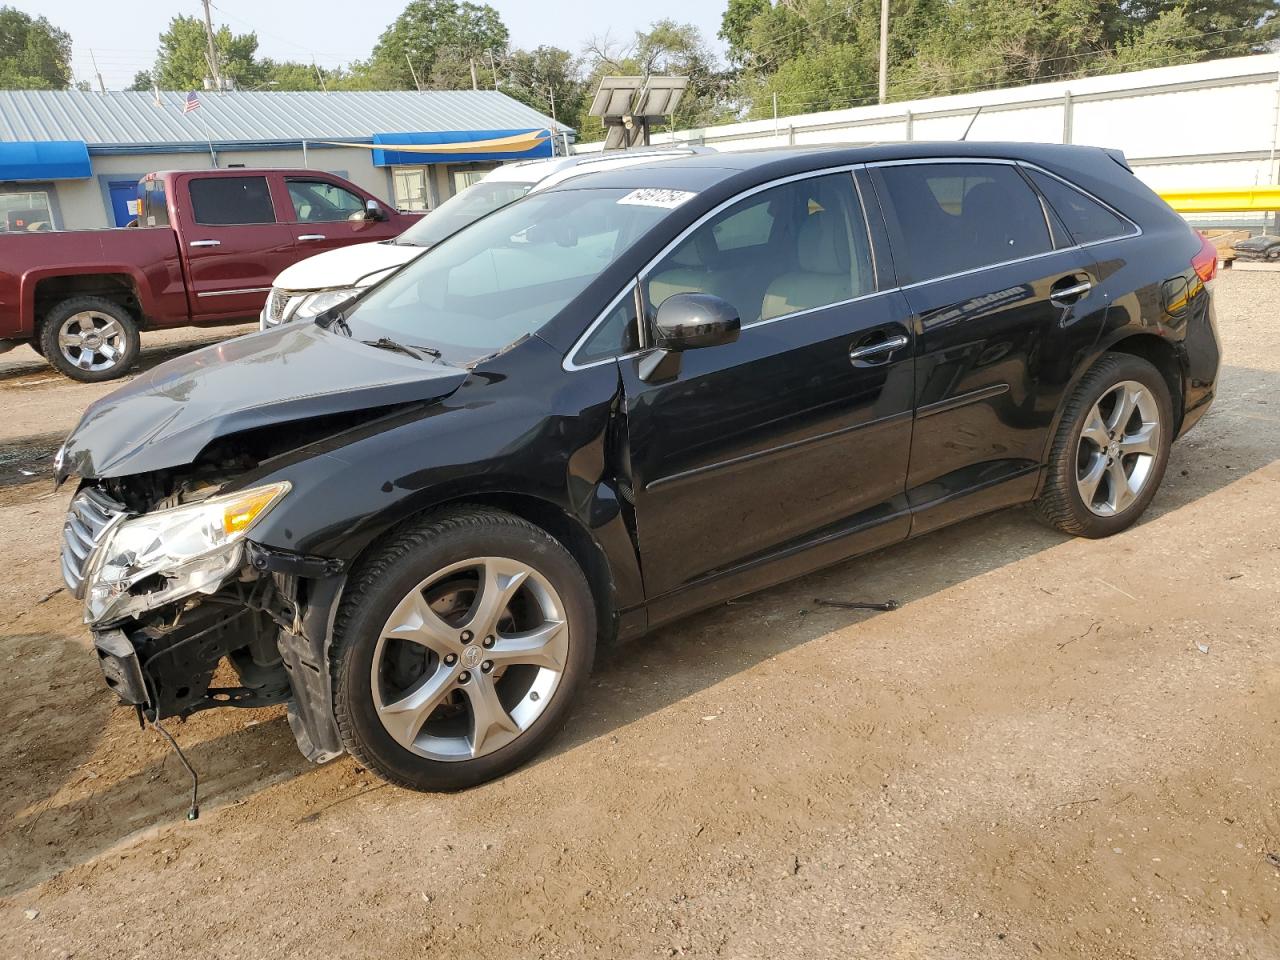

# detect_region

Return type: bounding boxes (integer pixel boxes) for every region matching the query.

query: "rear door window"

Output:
[1026,169,1136,245]
[873,162,1052,284]
[189,176,276,225]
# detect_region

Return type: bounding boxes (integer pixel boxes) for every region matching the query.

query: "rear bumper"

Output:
[1176,288,1222,439]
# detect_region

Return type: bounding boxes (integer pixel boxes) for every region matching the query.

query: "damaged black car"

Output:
[56,144,1220,792]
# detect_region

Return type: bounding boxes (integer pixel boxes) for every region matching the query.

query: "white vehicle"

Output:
[261,147,712,329]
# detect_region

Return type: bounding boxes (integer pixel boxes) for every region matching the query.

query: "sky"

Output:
[42,0,728,91]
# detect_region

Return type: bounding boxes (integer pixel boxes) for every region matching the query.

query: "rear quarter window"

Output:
[1027,169,1137,245]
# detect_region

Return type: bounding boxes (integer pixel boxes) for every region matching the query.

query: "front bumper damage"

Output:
[82,540,349,764]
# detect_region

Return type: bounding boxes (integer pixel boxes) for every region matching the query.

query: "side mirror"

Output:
[653,293,740,351]
[639,293,740,383]
[364,199,387,221]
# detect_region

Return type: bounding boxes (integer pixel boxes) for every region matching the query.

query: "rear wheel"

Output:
[39,296,140,382]
[331,507,596,791]
[1034,352,1173,538]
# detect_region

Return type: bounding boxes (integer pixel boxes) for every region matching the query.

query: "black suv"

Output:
[57,143,1221,791]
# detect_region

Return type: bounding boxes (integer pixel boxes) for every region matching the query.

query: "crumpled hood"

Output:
[272,240,424,291]
[57,322,468,481]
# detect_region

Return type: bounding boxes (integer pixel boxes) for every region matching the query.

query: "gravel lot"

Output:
[1,274,1277,960]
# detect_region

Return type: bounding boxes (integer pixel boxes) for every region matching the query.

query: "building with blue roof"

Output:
[0,88,566,231]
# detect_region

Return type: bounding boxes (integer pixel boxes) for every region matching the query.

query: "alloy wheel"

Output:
[1075,379,1161,517]
[57,311,128,373]
[370,556,569,761]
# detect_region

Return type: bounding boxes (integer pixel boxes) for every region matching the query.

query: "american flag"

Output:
[183,91,201,115]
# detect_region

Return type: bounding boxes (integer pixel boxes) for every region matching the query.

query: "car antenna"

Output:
[959,105,984,141]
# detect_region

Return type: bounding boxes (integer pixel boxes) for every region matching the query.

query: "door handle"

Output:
[188,239,220,248]
[1050,276,1092,306]
[298,234,326,241]
[849,333,909,364]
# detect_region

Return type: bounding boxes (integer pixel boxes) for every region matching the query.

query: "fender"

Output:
[1033,272,1202,485]
[243,337,647,618]
[22,258,187,329]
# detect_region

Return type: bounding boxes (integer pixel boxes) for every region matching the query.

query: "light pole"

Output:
[878,0,889,104]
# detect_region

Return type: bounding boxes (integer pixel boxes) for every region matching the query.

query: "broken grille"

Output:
[60,486,127,598]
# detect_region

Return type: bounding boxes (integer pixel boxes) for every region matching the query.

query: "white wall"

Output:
[576,53,1280,225]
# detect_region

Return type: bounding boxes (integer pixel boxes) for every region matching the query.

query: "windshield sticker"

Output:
[617,188,697,209]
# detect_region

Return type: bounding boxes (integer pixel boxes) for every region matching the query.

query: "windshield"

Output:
[395,180,535,247]
[342,187,678,362]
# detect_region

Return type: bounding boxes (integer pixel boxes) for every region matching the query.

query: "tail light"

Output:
[1191,231,1218,284]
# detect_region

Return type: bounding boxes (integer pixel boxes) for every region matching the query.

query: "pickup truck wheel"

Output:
[331,507,597,791]
[40,297,140,383]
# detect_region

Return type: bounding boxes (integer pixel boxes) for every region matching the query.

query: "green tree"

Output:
[260,60,348,91]
[127,70,153,92]
[719,0,772,66]
[726,0,1279,119]
[501,46,585,127]
[355,0,509,90]
[152,14,267,90]
[0,6,72,89]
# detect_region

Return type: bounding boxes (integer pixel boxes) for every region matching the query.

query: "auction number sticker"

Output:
[617,188,697,209]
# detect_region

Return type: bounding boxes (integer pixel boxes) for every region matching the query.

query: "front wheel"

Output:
[331,508,597,791]
[1034,352,1174,538]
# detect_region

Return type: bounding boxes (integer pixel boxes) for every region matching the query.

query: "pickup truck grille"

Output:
[61,486,127,598]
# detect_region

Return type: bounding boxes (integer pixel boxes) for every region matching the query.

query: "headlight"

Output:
[262,287,361,328]
[292,288,361,321]
[84,482,290,625]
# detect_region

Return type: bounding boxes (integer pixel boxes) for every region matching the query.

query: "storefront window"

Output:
[0,189,55,232]
[451,167,493,195]
[393,168,430,212]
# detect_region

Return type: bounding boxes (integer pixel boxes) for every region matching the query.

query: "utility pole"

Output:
[200,0,224,91]
[878,0,889,104]
[548,84,557,125]
[469,57,479,91]
[89,49,106,93]
[313,60,328,93]
[487,48,499,90]
[405,54,422,91]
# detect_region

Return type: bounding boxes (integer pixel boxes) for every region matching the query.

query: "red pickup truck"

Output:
[0,168,418,381]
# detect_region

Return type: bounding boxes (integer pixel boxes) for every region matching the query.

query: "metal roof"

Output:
[0,89,563,148]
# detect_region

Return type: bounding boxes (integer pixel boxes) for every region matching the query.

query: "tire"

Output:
[39,296,141,383]
[331,507,597,791]
[1034,352,1174,538]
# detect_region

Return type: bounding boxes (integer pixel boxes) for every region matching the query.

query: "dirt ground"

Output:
[0,277,1277,960]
